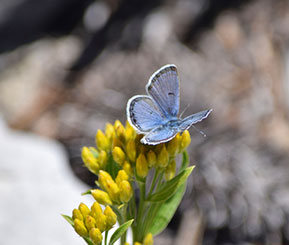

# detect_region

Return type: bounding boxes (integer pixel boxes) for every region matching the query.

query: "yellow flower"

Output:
[91,189,113,205]
[95,213,107,232]
[119,180,133,203]
[146,150,156,168]
[98,171,120,203]
[136,154,149,178]
[74,219,88,237]
[114,120,126,142]
[123,161,133,176]
[143,233,153,245]
[115,170,129,186]
[81,147,99,174]
[79,203,90,219]
[89,228,103,244]
[167,135,179,156]
[125,121,136,140]
[96,130,109,152]
[85,215,96,231]
[104,206,117,229]
[180,130,191,151]
[126,139,136,162]
[112,146,126,166]
[157,145,169,168]
[72,208,83,221]
[98,150,107,169]
[105,123,115,143]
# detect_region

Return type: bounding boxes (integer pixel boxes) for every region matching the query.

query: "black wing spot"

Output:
[168,92,175,96]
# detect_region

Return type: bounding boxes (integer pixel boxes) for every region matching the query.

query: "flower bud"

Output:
[134,242,142,245]
[114,120,126,142]
[126,139,136,162]
[180,130,191,151]
[74,219,88,237]
[136,154,149,178]
[72,208,83,221]
[98,171,120,203]
[143,233,153,245]
[157,145,169,168]
[105,123,115,142]
[95,213,107,232]
[147,150,157,168]
[91,201,102,216]
[119,180,133,203]
[115,170,129,186]
[81,147,99,174]
[91,189,113,205]
[89,228,103,244]
[112,147,125,166]
[79,203,90,218]
[85,215,96,231]
[96,130,109,151]
[165,159,176,181]
[167,135,179,156]
[125,121,136,140]
[104,206,117,230]
[123,161,133,176]
[98,150,107,169]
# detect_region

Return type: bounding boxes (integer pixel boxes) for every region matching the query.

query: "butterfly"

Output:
[127,64,212,145]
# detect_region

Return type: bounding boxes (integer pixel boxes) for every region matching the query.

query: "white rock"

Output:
[0,116,91,244]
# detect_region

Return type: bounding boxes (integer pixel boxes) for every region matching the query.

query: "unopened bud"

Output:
[74,219,88,237]
[126,139,136,162]
[147,150,157,168]
[157,146,169,168]
[136,154,149,178]
[91,190,112,205]
[79,203,90,218]
[96,130,109,152]
[104,206,117,230]
[119,180,133,203]
[112,147,125,166]
[89,228,103,244]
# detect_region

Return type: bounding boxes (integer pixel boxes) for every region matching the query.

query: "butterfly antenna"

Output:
[191,125,207,137]
[180,104,190,118]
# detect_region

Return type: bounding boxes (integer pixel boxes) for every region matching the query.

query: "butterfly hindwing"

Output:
[146,64,180,118]
[127,95,166,132]
[141,125,178,145]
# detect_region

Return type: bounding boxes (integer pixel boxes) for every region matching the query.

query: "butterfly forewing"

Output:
[179,109,212,131]
[146,64,180,118]
[127,95,166,132]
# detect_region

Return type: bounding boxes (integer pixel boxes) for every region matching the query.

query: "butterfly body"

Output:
[127,64,212,145]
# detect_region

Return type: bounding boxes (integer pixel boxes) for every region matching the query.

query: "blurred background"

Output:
[0,0,289,244]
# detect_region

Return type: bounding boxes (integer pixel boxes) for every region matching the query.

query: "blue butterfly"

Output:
[127,64,212,145]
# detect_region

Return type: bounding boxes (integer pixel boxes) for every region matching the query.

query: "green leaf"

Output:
[109,219,134,245]
[81,190,92,195]
[147,166,195,202]
[148,183,186,235]
[61,214,74,226]
[83,237,94,245]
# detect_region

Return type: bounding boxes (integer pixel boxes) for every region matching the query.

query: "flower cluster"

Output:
[65,120,193,245]
[82,120,191,182]
[72,201,117,244]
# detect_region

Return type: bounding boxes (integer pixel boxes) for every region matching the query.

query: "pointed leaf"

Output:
[109,219,134,245]
[148,183,186,235]
[147,166,195,202]
[61,214,74,226]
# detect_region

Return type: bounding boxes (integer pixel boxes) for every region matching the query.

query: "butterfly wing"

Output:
[146,64,180,118]
[141,125,178,145]
[127,95,166,132]
[179,109,212,131]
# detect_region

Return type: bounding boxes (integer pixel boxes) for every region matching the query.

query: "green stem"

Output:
[120,205,127,245]
[135,180,146,242]
[105,231,108,245]
[147,169,159,197]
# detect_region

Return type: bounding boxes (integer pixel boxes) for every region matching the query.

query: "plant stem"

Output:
[147,169,159,197]
[105,231,108,245]
[135,180,146,242]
